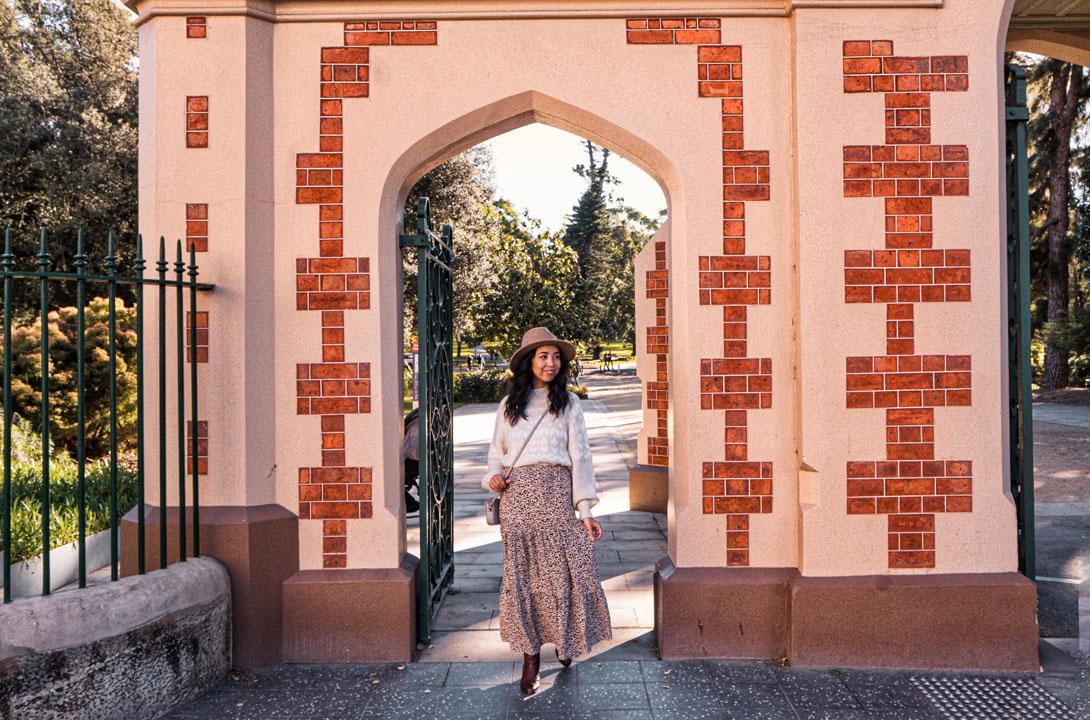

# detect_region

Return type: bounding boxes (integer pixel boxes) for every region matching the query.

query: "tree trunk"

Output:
[1042,62,1081,390]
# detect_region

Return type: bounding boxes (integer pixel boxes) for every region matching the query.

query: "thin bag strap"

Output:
[501,409,550,480]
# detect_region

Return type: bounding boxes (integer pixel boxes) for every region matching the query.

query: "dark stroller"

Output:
[404,408,421,515]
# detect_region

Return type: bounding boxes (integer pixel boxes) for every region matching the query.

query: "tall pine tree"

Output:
[563,141,616,343]
[1025,57,1090,389]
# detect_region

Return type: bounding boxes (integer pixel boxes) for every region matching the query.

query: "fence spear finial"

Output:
[2,227,13,270]
[75,228,87,272]
[36,228,50,271]
[105,229,117,274]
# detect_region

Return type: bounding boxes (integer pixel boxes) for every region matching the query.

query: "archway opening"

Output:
[1003,4,1090,650]
[385,94,677,660]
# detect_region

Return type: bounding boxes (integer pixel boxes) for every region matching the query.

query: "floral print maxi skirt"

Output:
[498,463,612,658]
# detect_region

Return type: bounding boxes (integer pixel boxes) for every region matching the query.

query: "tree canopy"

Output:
[0,0,138,312]
[403,140,662,355]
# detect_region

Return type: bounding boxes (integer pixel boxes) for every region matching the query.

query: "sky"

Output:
[478,124,668,232]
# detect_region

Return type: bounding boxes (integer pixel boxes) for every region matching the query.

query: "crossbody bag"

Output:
[484,409,549,526]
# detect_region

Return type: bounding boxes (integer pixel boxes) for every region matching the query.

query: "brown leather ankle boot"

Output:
[555,647,572,668]
[520,652,541,694]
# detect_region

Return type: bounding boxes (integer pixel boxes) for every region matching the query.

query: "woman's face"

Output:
[531,345,562,387]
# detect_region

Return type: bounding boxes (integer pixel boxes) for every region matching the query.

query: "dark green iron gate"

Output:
[1005,63,1035,580]
[400,198,455,644]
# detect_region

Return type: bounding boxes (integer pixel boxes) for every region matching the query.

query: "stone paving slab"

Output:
[163,657,1089,719]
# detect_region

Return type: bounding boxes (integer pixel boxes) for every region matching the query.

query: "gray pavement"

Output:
[165,657,1090,719]
[163,375,1090,719]
[1032,402,1090,644]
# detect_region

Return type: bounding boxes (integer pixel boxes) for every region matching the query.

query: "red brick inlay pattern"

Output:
[185,96,208,149]
[186,420,208,475]
[644,240,668,467]
[186,16,206,39]
[294,22,437,568]
[319,519,350,568]
[697,44,773,568]
[626,18,722,470]
[186,311,208,363]
[628,19,773,567]
[344,19,437,46]
[185,204,208,253]
[295,257,370,311]
[626,17,721,45]
[842,40,972,569]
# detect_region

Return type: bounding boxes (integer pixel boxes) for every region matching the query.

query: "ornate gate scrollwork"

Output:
[400,197,455,643]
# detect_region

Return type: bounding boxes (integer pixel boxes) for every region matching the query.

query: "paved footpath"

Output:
[1033,402,1090,641]
[165,373,1090,719]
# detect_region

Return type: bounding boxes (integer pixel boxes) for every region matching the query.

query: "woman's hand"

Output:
[487,474,508,493]
[582,517,603,542]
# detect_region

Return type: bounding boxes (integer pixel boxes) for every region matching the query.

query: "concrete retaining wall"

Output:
[0,556,230,720]
[1,529,113,599]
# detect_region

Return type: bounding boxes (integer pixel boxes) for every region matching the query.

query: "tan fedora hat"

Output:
[508,327,577,371]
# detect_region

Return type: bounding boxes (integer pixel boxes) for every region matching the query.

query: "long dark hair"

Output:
[504,347,572,425]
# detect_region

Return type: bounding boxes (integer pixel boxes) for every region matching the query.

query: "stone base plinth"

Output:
[121,503,299,670]
[789,573,1039,671]
[281,554,418,663]
[655,557,797,660]
[629,464,669,513]
[655,561,1039,670]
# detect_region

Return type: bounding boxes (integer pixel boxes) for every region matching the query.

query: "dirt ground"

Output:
[1034,387,1090,405]
[1034,421,1090,503]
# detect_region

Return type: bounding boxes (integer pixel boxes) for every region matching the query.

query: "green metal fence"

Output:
[1005,63,1035,580]
[1,228,212,603]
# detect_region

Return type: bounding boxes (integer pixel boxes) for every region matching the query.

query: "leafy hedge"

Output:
[452,368,590,403]
[453,368,510,403]
[2,413,136,565]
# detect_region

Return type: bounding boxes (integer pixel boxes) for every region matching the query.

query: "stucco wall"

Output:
[133,0,1017,578]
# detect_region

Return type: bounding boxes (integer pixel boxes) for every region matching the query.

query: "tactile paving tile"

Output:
[912,675,1076,719]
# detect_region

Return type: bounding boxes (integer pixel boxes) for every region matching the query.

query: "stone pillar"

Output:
[630,221,670,513]
[789,0,1037,669]
[123,7,296,670]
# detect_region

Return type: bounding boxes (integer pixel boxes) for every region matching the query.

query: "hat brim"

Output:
[508,339,577,371]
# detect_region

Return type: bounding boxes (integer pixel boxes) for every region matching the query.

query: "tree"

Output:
[0,0,138,312]
[1025,57,1090,389]
[562,141,617,343]
[597,207,659,347]
[402,148,497,353]
[473,201,579,354]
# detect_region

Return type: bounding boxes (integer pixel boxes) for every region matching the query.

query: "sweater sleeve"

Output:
[567,395,598,513]
[481,398,508,492]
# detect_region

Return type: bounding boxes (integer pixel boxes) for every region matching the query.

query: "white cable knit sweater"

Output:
[481,388,598,519]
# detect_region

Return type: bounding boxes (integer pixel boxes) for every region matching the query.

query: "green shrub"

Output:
[453,368,510,403]
[3,298,138,458]
[451,369,590,403]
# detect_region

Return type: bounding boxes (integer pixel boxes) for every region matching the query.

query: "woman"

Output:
[482,327,612,694]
